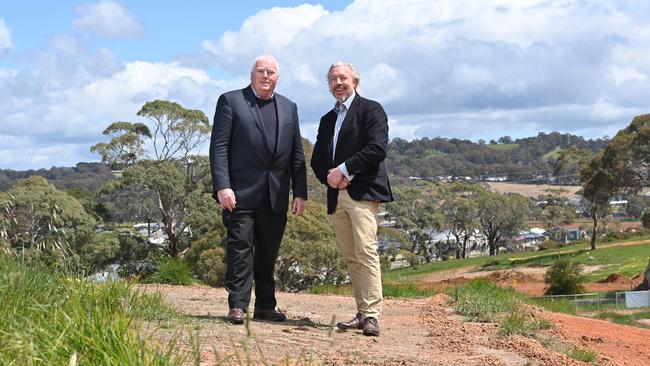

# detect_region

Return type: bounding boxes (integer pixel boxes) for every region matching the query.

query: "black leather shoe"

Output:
[227,308,245,325]
[362,317,380,337]
[336,313,363,330]
[253,307,287,322]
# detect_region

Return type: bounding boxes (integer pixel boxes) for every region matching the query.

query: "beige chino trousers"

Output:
[330,190,383,319]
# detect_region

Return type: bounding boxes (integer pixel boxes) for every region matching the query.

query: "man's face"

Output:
[328,65,357,103]
[251,58,279,99]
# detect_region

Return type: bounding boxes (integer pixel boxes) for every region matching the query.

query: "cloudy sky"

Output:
[1,0,649,170]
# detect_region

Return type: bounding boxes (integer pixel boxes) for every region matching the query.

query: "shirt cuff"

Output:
[338,163,355,181]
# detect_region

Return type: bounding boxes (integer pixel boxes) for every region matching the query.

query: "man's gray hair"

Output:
[327,61,361,92]
[251,54,280,74]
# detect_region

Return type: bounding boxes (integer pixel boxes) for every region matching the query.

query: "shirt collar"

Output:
[251,86,274,100]
[334,91,355,113]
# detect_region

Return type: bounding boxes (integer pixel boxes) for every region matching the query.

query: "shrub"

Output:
[544,259,586,295]
[184,233,221,268]
[399,250,421,268]
[79,232,120,270]
[195,247,227,286]
[148,257,194,285]
[117,232,150,262]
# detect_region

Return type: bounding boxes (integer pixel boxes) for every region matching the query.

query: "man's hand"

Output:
[216,188,237,212]
[337,177,350,190]
[327,167,344,189]
[292,197,306,216]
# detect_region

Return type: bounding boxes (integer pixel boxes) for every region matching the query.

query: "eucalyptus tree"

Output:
[384,182,442,262]
[559,114,650,250]
[440,182,481,259]
[0,176,95,265]
[92,100,211,257]
[476,191,530,255]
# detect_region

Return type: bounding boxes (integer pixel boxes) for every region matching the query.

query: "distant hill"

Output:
[386,132,608,183]
[0,162,114,193]
[0,132,609,193]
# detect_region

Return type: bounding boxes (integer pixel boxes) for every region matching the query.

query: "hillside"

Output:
[0,132,609,194]
[147,275,650,365]
[386,132,608,183]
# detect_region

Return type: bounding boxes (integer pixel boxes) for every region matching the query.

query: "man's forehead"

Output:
[331,65,351,74]
[255,59,278,70]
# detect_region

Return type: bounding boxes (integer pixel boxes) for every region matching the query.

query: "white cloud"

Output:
[0,18,15,57]
[0,53,228,169]
[74,0,143,39]
[199,0,650,143]
[4,0,650,170]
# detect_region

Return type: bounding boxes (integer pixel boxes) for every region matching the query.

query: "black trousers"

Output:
[222,197,287,310]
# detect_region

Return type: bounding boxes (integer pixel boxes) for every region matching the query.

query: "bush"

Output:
[195,247,227,286]
[184,233,221,268]
[399,250,421,268]
[79,232,120,270]
[148,257,194,285]
[117,233,150,262]
[544,259,586,295]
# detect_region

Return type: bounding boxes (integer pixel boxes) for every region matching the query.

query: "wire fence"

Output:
[534,292,629,310]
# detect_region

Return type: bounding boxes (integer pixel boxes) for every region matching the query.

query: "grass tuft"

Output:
[566,346,598,363]
[0,254,188,365]
[447,279,519,322]
[146,257,195,285]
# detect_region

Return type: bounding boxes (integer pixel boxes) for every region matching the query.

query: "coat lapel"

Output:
[275,99,285,157]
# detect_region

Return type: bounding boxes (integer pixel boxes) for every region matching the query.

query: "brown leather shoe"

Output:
[362,317,380,337]
[253,307,287,322]
[227,308,245,325]
[336,313,363,330]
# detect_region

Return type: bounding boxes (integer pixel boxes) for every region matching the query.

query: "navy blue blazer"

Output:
[311,94,393,214]
[210,86,307,213]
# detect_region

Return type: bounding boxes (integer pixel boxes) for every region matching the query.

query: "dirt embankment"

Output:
[146,284,650,365]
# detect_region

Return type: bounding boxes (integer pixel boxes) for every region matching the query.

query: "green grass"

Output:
[594,311,650,328]
[447,279,553,336]
[311,282,438,298]
[542,147,564,160]
[531,298,578,315]
[0,255,190,365]
[447,279,519,322]
[384,235,650,285]
[566,346,598,363]
[146,257,196,285]
[486,143,518,151]
[499,313,553,336]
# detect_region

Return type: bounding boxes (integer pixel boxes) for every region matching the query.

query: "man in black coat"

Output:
[210,54,307,324]
[311,62,393,336]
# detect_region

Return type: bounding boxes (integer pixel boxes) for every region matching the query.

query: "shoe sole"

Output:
[253,316,286,322]
[363,330,380,336]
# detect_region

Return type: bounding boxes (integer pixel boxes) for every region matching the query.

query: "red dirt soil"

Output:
[145,284,650,365]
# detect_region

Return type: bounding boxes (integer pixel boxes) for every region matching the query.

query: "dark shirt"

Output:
[257,97,278,155]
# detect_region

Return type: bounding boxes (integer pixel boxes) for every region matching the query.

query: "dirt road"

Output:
[146,284,650,365]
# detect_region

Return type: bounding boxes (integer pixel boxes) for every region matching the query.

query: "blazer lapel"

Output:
[275,98,285,157]
[324,111,337,166]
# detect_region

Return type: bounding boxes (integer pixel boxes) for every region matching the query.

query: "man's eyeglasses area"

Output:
[254,68,278,77]
[329,76,349,83]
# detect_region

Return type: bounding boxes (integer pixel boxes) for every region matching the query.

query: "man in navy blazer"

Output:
[210,54,307,324]
[311,62,393,336]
